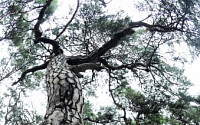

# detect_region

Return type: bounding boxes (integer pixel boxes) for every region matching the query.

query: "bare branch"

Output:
[70,63,103,78]
[99,58,146,70]
[55,0,80,40]
[4,89,22,125]
[70,63,103,72]
[128,21,183,32]
[34,0,53,39]
[36,37,62,55]
[12,61,49,86]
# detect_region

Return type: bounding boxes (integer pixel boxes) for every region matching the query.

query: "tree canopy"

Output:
[0,0,200,124]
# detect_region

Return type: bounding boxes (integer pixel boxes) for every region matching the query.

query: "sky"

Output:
[185,57,200,95]
[0,0,200,123]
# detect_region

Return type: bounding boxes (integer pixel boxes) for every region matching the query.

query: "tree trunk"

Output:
[42,54,84,125]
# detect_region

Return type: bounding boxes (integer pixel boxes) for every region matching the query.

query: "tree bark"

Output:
[42,54,84,125]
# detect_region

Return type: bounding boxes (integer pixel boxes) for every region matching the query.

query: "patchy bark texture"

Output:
[43,54,84,125]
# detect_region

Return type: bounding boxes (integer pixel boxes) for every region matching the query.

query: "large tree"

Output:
[0,0,200,124]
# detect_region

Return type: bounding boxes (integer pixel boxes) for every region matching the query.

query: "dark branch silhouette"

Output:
[55,0,80,40]
[36,37,62,56]
[98,58,146,70]
[12,61,49,86]
[34,0,53,39]
[67,26,135,65]
[128,21,184,32]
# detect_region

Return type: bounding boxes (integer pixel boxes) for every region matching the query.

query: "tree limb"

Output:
[67,26,135,65]
[70,63,103,72]
[12,61,49,86]
[16,19,186,85]
[36,37,62,56]
[70,63,103,78]
[98,58,146,70]
[67,19,184,65]
[128,21,183,32]
[16,19,182,84]
[34,0,53,39]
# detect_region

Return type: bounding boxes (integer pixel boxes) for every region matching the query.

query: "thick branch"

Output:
[34,0,53,39]
[36,37,62,55]
[70,63,103,72]
[70,63,103,78]
[35,20,183,61]
[33,0,64,56]
[89,28,135,61]
[128,21,182,32]
[12,61,49,86]
[67,20,183,65]
[67,27,135,65]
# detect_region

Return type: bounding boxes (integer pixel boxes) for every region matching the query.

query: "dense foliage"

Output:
[0,0,199,124]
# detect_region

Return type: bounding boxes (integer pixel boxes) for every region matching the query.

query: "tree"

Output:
[0,0,200,124]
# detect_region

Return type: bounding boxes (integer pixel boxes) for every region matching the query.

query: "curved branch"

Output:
[36,37,62,55]
[67,27,135,65]
[34,0,53,39]
[12,61,49,86]
[88,28,135,61]
[55,0,80,40]
[108,72,129,125]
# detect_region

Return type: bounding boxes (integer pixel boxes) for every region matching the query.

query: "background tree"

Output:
[0,0,199,124]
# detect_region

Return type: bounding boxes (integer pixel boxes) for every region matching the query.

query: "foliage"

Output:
[137,0,200,54]
[0,0,200,124]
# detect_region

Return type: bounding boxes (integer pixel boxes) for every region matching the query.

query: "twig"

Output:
[12,61,49,86]
[55,0,80,40]
[4,89,22,125]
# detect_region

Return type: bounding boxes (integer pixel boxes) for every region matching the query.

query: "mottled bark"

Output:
[43,54,84,125]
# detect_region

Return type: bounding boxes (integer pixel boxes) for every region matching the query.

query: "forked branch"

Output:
[12,61,49,86]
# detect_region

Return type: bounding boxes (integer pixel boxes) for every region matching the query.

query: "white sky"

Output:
[185,57,200,95]
[0,0,199,123]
